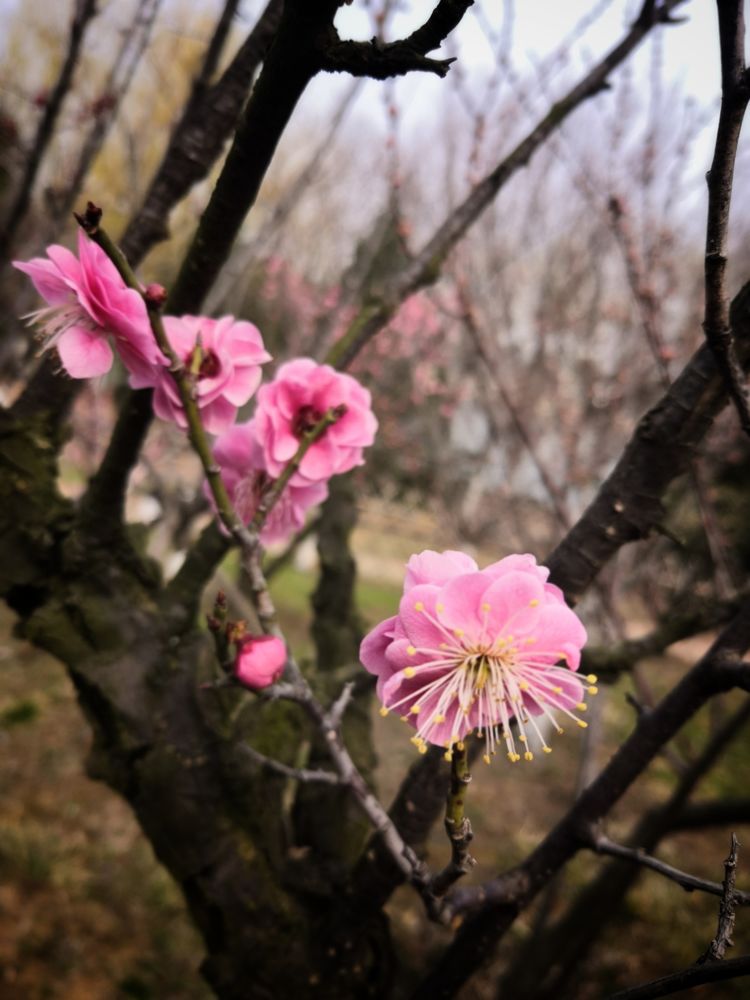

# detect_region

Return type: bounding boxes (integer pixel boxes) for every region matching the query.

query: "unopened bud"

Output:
[144,283,167,309]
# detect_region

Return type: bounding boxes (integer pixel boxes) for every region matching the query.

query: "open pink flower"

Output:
[209,420,328,546]
[360,550,591,764]
[234,635,287,689]
[253,358,377,485]
[133,315,271,435]
[13,231,162,379]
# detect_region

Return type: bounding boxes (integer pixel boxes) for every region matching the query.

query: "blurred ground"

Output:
[2,504,750,999]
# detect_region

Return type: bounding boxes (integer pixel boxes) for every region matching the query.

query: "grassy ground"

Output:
[2,517,750,998]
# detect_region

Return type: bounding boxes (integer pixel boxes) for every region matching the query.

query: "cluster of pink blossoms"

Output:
[16,235,378,549]
[360,550,592,764]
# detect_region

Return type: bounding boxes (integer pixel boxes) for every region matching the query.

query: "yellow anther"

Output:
[507,751,517,762]
[410,704,421,715]
[529,599,540,607]
[444,751,453,762]
[524,751,534,761]
[552,685,563,694]
[415,601,424,611]
[557,727,565,735]
[543,746,552,754]
[407,645,417,656]
[557,652,567,661]
[586,674,598,684]
[418,744,428,754]
[519,681,529,691]
[379,706,389,717]
[588,685,599,695]
[518,734,527,742]
[410,736,423,747]
[483,754,491,765]
[577,702,588,712]
[454,628,464,637]
[400,715,409,722]
[434,713,446,723]
[439,642,448,649]
[403,667,416,678]
[577,719,588,729]
[481,602,491,612]
[436,602,445,612]
[456,741,465,751]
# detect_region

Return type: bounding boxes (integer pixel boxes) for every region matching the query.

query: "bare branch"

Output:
[699,832,741,962]
[605,954,750,1000]
[325,0,689,369]
[589,832,750,906]
[703,1,750,435]
[238,742,343,785]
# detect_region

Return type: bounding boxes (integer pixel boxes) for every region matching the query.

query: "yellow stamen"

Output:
[410,704,421,715]
[543,746,552,754]
[588,685,599,695]
[481,602,491,612]
[454,628,464,637]
[415,601,424,611]
[403,667,416,678]
[586,674,598,683]
[379,706,389,717]
[529,599,540,607]
[524,751,534,761]
[418,744,428,754]
[444,751,453,761]
[483,754,491,764]
[577,702,588,712]
[436,602,445,612]
[577,719,588,729]
[456,741,465,751]
[434,713,446,723]
[407,645,417,656]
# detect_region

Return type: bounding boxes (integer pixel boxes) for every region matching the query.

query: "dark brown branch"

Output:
[584,591,747,679]
[325,0,689,370]
[589,832,750,906]
[699,832,740,962]
[546,279,750,603]
[0,0,99,261]
[605,954,750,1000]
[672,798,750,832]
[703,1,750,435]
[320,41,455,80]
[120,0,282,265]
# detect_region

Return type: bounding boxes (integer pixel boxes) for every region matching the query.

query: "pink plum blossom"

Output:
[234,635,287,689]
[13,231,163,379]
[132,315,271,435]
[253,358,377,485]
[360,550,591,764]
[209,420,328,546]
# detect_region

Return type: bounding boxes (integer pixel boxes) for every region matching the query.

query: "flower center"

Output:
[292,404,323,438]
[187,346,221,379]
[378,602,596,766]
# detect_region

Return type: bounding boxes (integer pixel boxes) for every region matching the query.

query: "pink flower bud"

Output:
[234,635,287,690]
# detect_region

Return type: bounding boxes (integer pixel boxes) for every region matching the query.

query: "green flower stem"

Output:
[429,740,475,898]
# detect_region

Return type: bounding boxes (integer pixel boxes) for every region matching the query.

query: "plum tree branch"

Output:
[588,832,750,906]
[703,0,750,436]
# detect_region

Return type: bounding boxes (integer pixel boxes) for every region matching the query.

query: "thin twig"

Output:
[699,832,741,962]
[605,954,750,1000]
[703,1,750,436]
[589,832,750,906]
[238,743,343,784]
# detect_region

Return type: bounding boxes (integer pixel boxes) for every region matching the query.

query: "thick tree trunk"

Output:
[0,402,392,999]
